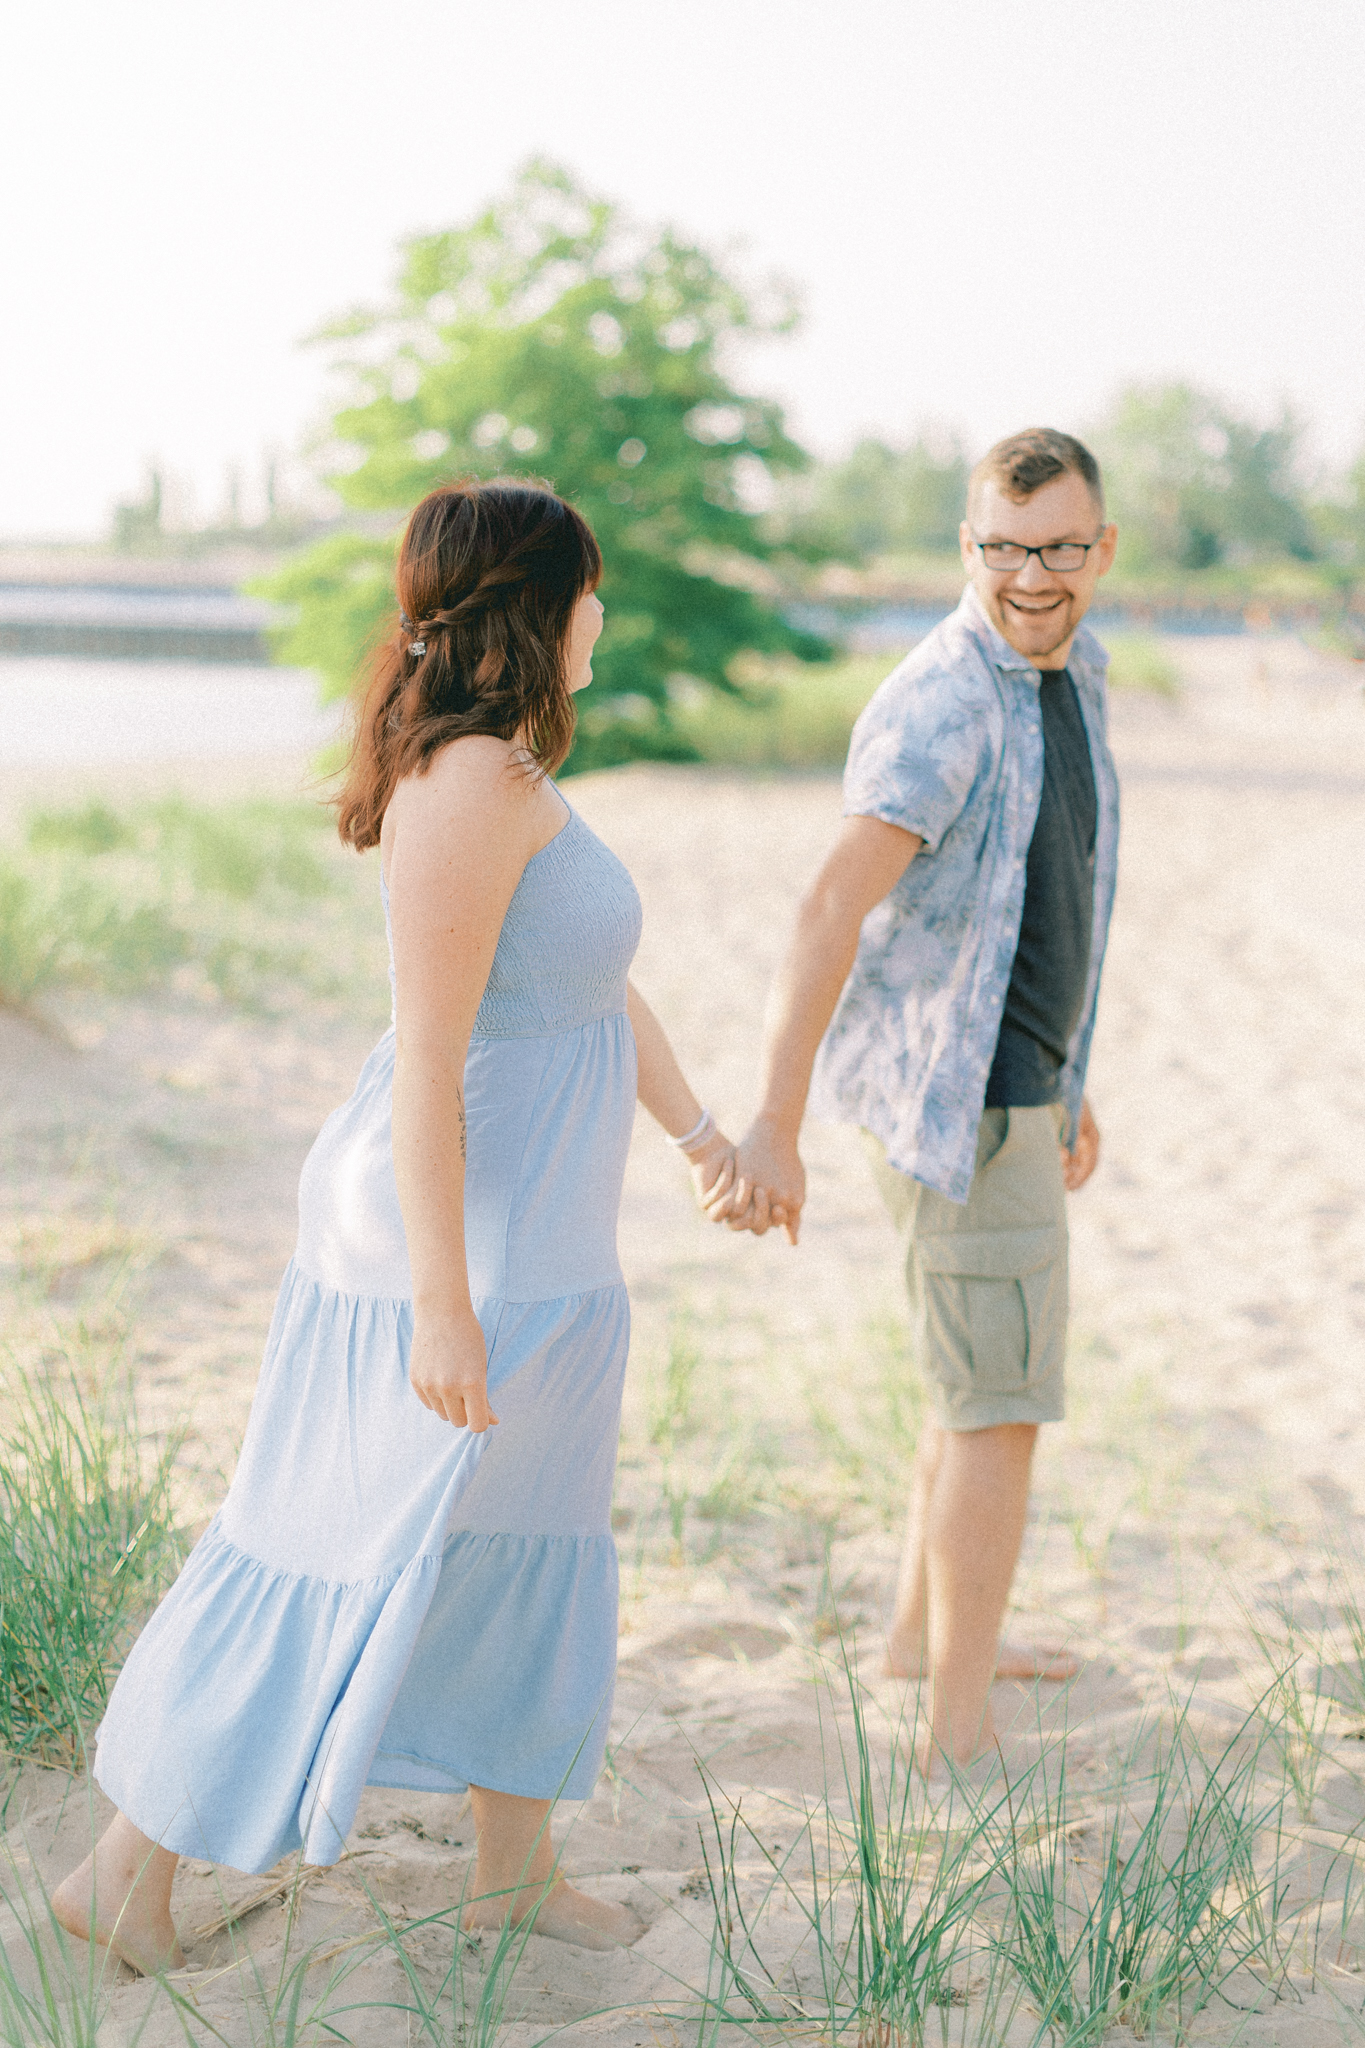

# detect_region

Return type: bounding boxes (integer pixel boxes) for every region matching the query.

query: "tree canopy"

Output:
[262,160,827,769]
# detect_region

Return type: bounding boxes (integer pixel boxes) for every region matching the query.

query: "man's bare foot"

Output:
[463,1877,644,1951]
[992,1639,1081,1682]
[884,1639,1080,1684]
[52,1857,185,1977]
[914,1719,1001,1786]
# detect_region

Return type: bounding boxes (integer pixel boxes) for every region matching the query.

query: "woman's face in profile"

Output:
[565,590,604,693]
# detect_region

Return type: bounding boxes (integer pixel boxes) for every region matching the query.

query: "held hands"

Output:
[704,1117,805,1246]
[674,1121,799,1245]
[409,1307,500,1431]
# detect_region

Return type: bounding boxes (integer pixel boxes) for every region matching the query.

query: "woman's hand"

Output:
[409,1308,500,1431]
[683,1127,738,1210]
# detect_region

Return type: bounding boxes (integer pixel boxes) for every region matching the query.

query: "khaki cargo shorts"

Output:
[864,1105,1069,1432]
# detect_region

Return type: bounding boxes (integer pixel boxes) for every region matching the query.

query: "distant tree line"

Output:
[767,385,1365,579]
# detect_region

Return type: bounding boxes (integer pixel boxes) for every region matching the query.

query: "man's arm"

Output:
[712,816,923,1241]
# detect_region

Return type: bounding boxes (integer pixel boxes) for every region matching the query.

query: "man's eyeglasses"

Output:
[971,535,1105,573]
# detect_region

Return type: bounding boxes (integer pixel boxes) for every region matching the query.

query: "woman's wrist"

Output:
[665,1106,716,1156]
[685,1126,730,1162]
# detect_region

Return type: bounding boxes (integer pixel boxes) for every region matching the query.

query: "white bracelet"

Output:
[666,1108,715,1152]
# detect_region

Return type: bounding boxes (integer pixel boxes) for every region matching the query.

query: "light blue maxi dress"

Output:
[95,800,642,1873]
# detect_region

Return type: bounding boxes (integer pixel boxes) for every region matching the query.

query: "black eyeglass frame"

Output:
[969,533,1108,573]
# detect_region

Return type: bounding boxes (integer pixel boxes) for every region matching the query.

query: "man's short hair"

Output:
[967,428,1105,519]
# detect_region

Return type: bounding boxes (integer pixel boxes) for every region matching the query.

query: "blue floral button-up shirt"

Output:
[809,585,1120,1203]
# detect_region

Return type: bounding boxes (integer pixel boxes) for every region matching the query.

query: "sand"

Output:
[2,634,1364,2042]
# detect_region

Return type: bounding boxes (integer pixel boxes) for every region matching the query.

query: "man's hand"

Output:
[706,1118,805,1243]
[409,1308,500,1430]
[1060,1098,1100,1191]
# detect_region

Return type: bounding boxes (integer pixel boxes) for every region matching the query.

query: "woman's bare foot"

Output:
[463,1876,644,1950]
[884,1639,1080,1683]
[52,1848,184,1977]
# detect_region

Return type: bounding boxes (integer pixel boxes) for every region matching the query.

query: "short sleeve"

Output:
[841,659,987,854]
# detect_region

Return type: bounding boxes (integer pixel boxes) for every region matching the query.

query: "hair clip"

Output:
[408,640,426,657]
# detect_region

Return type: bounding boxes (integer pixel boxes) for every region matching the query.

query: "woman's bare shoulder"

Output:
[393,736,535,821]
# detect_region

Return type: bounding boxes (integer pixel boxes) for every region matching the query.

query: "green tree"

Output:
[768,430,969,562]
[1309,440,1365,574]
[1092,381,1316,570]
[1220,413,1317,561]
[261,160,826,769]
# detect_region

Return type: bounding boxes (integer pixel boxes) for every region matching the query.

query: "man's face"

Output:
[959,474,1117,669]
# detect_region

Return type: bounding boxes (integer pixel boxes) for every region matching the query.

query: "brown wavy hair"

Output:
[334,478,602,850]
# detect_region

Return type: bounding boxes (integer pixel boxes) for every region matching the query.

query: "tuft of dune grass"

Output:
[0,794,384,1016]
[0,1360,182,1768]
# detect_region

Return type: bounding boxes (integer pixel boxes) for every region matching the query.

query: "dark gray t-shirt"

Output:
[985,668,1098,1108]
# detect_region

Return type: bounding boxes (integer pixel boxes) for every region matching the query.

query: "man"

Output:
[715,428,1120,1771]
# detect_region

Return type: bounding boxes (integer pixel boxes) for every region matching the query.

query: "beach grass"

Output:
[0,1358,182,1770]
[683,1658,1333,2046]
[997,1701,1289,2040]
[0,794,385,1018]
[0,1849,130,2047]
[1103,632,1181,698]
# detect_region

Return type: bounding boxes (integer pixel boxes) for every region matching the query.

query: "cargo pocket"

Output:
[915,1225,1066,1395]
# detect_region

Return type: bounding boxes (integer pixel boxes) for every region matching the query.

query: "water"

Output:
[0,587,274,631]
[0,658,340,767]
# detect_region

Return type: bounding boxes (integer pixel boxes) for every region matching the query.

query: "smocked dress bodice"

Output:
[295,805,642,1304]
[377,807,642,1040]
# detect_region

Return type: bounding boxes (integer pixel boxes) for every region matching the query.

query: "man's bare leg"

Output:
[461,1786,644,1950]
[885,1419,1079,1689]
[52,1813,183,1976]
[883,1420,943,1681]
[919,1421,1037,1768]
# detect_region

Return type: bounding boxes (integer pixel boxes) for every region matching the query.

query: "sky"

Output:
[3,0,1363,540]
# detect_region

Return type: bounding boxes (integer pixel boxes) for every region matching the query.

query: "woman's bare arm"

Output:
[626,980,736,1205]
[385,739,562,1429]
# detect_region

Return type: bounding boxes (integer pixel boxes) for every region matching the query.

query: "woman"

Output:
[55,479,739,1969]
